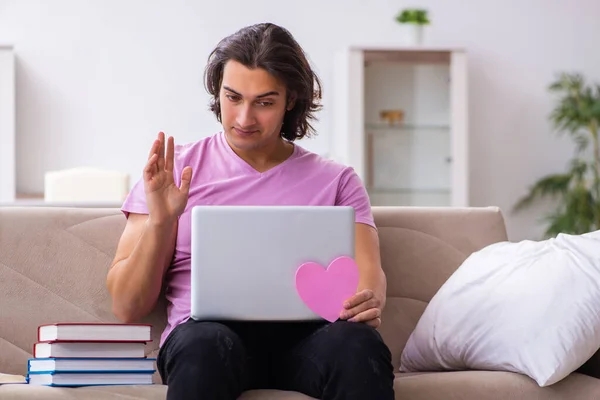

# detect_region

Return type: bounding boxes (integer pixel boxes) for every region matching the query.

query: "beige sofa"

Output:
[1,206,600,400]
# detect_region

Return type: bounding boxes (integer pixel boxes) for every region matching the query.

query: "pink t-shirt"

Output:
[121,131,375,346]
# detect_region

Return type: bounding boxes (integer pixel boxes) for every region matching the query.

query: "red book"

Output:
[37,323,152,342]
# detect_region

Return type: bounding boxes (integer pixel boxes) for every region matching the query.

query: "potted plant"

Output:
[513,72,600,238]
[395,8,430,45]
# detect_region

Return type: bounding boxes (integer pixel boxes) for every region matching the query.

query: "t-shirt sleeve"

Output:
[121,175,148,218]
[336,168,376,229]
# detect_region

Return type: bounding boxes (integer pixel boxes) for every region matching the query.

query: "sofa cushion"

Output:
[394,371,600,400]
[3,373,599,400]
[239,390,316,399]
[0,385,316,400]
[373,206,508,369]
[0,384,167,400]
[0,208,167,382]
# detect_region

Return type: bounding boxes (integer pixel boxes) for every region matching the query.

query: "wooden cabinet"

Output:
[332,46,469,207]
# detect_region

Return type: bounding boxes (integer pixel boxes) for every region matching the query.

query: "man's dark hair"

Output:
[204,23,323,141]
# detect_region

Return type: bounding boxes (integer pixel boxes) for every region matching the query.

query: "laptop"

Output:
[190,205,355,322]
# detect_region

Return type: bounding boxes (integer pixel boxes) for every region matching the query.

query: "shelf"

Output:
[16,192,44,199]
[1,198,123,208]
[365,123,450,132]
[368,187,451,207]
[1,192,124,208]
[361,48,457,65]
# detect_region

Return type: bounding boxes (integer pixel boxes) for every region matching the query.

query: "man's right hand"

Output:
[144,132,193,226]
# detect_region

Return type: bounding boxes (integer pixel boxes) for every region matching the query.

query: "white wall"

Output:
[1,0,599,241]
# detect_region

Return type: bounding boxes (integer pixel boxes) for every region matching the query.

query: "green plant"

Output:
[395,9,430,25]
[513,72,600,237]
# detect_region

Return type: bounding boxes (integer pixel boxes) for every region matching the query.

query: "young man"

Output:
[107,23,395,400]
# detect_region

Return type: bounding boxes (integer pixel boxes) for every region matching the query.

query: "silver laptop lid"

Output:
[190,205,355,322]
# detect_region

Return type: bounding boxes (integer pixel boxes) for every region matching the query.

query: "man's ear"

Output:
[286,92,297,111]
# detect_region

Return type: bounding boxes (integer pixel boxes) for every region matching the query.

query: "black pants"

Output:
[157,318,395,400]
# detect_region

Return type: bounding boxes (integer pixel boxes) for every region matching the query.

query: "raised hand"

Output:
[143,132,193,225]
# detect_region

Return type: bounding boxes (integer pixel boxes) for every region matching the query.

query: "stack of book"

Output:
[27,323,155,387]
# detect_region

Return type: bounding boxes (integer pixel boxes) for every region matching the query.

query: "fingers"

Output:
[144,154,159,180]
[148,139,159,160]
[364,317,382,329]
[179,166,193,195]
[157,132,165,171]
[343,289,374,310]
[340,296,380,320]
[348,307,382,325]
[165,136,175,172]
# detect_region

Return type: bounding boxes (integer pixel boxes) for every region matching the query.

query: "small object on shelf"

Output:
[395,9,430,46]
[379,109,405,126]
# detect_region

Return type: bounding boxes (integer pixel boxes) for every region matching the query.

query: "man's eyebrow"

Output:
[223,86,280,98]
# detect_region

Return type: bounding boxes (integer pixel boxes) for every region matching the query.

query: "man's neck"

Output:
[230,137,294,173]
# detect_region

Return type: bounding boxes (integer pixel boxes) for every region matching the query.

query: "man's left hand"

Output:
[339,289,383,328]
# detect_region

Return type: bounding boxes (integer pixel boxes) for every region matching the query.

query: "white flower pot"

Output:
[401,24,425,46]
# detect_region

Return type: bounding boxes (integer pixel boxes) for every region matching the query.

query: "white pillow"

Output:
[400,230,600,387]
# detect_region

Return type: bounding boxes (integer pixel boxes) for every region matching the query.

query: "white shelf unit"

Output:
[0,46,15,203]
[333,46,469,207]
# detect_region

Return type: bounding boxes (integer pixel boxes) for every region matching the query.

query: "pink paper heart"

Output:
[295,256,359,322]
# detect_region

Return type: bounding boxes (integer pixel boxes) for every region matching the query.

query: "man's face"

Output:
[219,60,292,152]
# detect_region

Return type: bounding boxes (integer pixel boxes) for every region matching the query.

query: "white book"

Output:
[28,358,156,373]
[28,372,153,386]
[34,342,146,359]
[38,323,151,342]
